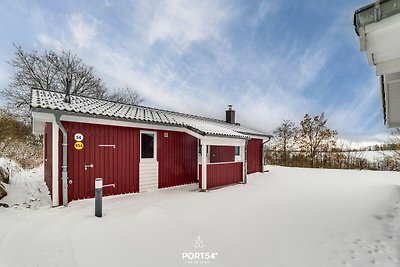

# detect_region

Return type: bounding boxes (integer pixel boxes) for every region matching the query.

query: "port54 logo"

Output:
[182,235,218,264]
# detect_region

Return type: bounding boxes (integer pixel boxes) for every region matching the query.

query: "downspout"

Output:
[55,113,68,207]
[244,139,248,183]
[262,136,272,173]
[55,77,71,207]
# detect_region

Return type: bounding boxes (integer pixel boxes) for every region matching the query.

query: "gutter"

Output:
[380,75,387,125]
[354,0,400,36]
[54,113,68,207]
[262,136,272,173]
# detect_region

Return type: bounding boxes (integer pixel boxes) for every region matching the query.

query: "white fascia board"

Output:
[33,110,249,142]
[363,13,400,67]
[376,59,400,75]
[60,114,185,131]
[33,110,193,132]
[200,137,245,146]
[32,111,55,134]
[364,12,400,34]
[32,111,55,122]
[248,135,270,140]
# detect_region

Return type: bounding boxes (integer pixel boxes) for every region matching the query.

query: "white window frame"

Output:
[235,146,242,162]
[140,130,157,162]
[198,143,210,163]
[234,146,240,156]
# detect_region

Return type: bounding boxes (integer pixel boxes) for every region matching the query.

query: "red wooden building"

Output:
[31,89,272,206]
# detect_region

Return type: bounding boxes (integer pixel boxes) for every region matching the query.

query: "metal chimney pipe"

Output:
[226,105,235,124]
[64,78,71,103]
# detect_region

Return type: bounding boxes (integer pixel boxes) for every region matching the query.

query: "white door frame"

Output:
[139,130,159,192]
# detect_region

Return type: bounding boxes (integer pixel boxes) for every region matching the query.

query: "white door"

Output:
[139,131,158,192]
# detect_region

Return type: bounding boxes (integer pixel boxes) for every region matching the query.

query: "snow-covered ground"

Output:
[0,158,51,208]
[0,165,400,267]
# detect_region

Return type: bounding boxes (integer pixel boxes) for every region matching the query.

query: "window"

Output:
[198,143,209,155]
[141,133,155,159]
[235,146,240,156]
[198,141,201,155]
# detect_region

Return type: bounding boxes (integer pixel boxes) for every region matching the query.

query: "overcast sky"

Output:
[0,0,390,144]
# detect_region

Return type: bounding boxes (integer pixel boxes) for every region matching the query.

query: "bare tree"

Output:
[298,113,337,168]
[2,44,108,119]
[106,87,144,105]
[272,120,298,166]
[382,128,400,171]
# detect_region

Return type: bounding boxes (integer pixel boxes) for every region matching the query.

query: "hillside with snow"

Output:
[0,158,51,209]
[0,165,399,267]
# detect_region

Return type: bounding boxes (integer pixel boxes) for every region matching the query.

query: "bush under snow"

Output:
[0,158,51,208]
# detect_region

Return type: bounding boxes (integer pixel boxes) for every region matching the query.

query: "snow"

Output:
[31,88,269,138]
[0,158,51,209]
[0,166,400,267]
[348,151,393,162]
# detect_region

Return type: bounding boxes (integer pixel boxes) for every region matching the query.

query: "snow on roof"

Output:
[30,89,271,139]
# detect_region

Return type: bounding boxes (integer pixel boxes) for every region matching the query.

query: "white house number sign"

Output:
[74,133,84,142]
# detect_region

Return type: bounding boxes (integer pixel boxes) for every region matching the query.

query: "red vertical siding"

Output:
[199,162,243,189]
[57,121,200,202]
[59,122,139,201]
[210,146,235,163]
[44,122,52,197]
[247,139,263,174]
[157,130,198,188]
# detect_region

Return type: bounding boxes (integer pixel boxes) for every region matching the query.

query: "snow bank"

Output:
[0,166,399,267]
[0,157,51,209]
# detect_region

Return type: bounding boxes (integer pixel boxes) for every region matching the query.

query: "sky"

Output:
[0,0,391,145]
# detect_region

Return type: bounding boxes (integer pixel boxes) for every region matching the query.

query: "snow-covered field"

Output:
[0,164,400,267]
[352,150,394,162]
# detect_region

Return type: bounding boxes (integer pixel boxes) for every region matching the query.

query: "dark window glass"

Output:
[199,144,209,155]
[141,133,154,158]
[235,146,240,156]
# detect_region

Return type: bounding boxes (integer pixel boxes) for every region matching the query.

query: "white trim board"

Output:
[200,138,245,147]
[139,130,158,192]
[140,130,158,161]
[51,118,59,206]
[32,111,252,144]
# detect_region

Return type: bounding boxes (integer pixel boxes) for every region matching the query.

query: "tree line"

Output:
[266,114,400,171]
[269,113,337,168]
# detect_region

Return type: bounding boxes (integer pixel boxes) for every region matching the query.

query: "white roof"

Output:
[31,89,271,139]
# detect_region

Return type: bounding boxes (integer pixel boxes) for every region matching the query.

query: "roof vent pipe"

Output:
[64,78,71,103]
[226,104,235,124]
